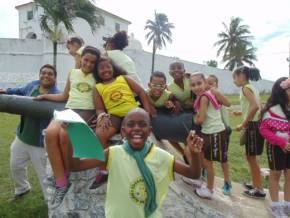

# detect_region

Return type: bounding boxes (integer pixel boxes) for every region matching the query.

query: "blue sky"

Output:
[0,0,289,81]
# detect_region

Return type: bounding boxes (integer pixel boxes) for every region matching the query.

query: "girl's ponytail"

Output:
[233,66,261,81]
[248,67,261,81]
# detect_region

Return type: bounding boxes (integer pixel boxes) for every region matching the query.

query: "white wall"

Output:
[0,38,273,93]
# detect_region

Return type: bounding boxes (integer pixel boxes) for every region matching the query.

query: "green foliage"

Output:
[35,0,100,67]
[206,60,218,68]
[0,113,48,218]
[214,17,257,70]
[145,12,174,73]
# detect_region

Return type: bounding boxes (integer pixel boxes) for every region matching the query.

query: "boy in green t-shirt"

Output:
[147,71,182,115]
[66,108,203,218]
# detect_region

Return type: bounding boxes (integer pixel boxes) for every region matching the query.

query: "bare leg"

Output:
[246,155,263,190]
[221,162,230,182]
[45,121,65,180]
[204,159,214,190]
[269,170,282,202]
[284,169,290,201]
[59,127,73,173]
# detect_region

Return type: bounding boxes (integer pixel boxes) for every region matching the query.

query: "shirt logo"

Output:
[76,82,92,93]
[129,177,147,205]
[110,90,123,102]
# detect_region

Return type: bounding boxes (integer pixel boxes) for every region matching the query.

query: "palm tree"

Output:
[35,0,100,67]
[205,60,218,68]
[145,12,174,73]
[214,17,256,70]
[223,43,257,70]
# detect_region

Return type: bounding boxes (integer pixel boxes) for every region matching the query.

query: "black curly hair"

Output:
[93,57,127,83]
[109,31,129,50]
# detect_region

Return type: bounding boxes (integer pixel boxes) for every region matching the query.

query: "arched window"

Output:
[26,32,37,39]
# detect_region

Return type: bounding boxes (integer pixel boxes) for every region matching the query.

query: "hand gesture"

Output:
[284,143,290,152]
[171,101,183,115]
[165,100,174,109]
[97,114,112,131]
[186,130,203,153]
[236,123,244,132]
[34,95,46,101]
[0,88,6,94]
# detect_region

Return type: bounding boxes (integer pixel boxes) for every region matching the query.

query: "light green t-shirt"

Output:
[221,106,230,126]
[105,145,174,218]
[168,78,192,109]
[65,69,96,110]
[201,100,225,134]
[240,83,260,122]
[147,89,172,108]
[107,50,140,82]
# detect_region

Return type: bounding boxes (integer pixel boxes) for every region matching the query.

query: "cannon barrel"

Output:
[0,94,65,119]
[0,94,198,141]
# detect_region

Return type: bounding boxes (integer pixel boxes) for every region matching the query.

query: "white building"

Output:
[0,2,273,93]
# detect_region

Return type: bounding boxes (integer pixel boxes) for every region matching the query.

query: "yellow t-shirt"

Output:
[96,75,138,117]
[168,78,192,109]
[65,69,95,110]
[240,83,260,122]
[106,144,175,218]
[147,89,172,108]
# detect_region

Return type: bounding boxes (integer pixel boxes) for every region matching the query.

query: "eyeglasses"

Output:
[150,83,166,89]
[126,121,149,128]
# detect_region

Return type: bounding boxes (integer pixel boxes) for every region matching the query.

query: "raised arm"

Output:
[194,96,209,125]
[211,88,231,107]
[174,131,202,179]
[125,76,152,115]
[35,73,71,102]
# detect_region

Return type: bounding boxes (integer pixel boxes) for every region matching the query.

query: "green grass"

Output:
[226,94,270,106]
[0,112,269,217]
[0,113,48,218]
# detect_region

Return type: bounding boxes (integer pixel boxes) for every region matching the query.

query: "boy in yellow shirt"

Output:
[70,108,203,218]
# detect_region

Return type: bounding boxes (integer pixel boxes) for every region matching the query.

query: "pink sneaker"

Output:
[89,171,108,189]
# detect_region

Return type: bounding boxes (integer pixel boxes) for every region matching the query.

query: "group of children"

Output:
[28,31,290,217]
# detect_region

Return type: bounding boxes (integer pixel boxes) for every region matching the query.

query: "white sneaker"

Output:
[271,205,288,218]
[195,186,213,199]
[181,177,202,188]
[284,204,290,216]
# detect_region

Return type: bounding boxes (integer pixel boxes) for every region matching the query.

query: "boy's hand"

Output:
[210,87,219,96]
[171,101,183,115]
[165,100,174,109]
[0,88,6,94]
[186,130,203,153]
[34,95,46,101]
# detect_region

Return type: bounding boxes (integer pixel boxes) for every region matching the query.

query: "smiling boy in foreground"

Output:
[69,108,203,218]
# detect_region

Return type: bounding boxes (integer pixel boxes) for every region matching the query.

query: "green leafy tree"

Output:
[205,60,218,68]
[214,17,256,70]
[35,0,100,67]
[145,12,174,73]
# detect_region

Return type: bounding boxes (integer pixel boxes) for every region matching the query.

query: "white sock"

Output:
[271,201,281,207]
[284,201,290,207]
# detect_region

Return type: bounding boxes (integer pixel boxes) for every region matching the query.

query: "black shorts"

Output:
[244,121,264,156]
[201,130,228,163]
[267,143,290,171]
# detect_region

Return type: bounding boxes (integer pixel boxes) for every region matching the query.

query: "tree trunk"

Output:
[151,41,156,74]
[0,95,65,119]
[53,41,57,68]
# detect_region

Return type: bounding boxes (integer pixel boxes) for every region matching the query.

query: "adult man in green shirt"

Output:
[0,64,60,201]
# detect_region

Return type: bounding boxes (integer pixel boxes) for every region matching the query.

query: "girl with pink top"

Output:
[260,77,290,217]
